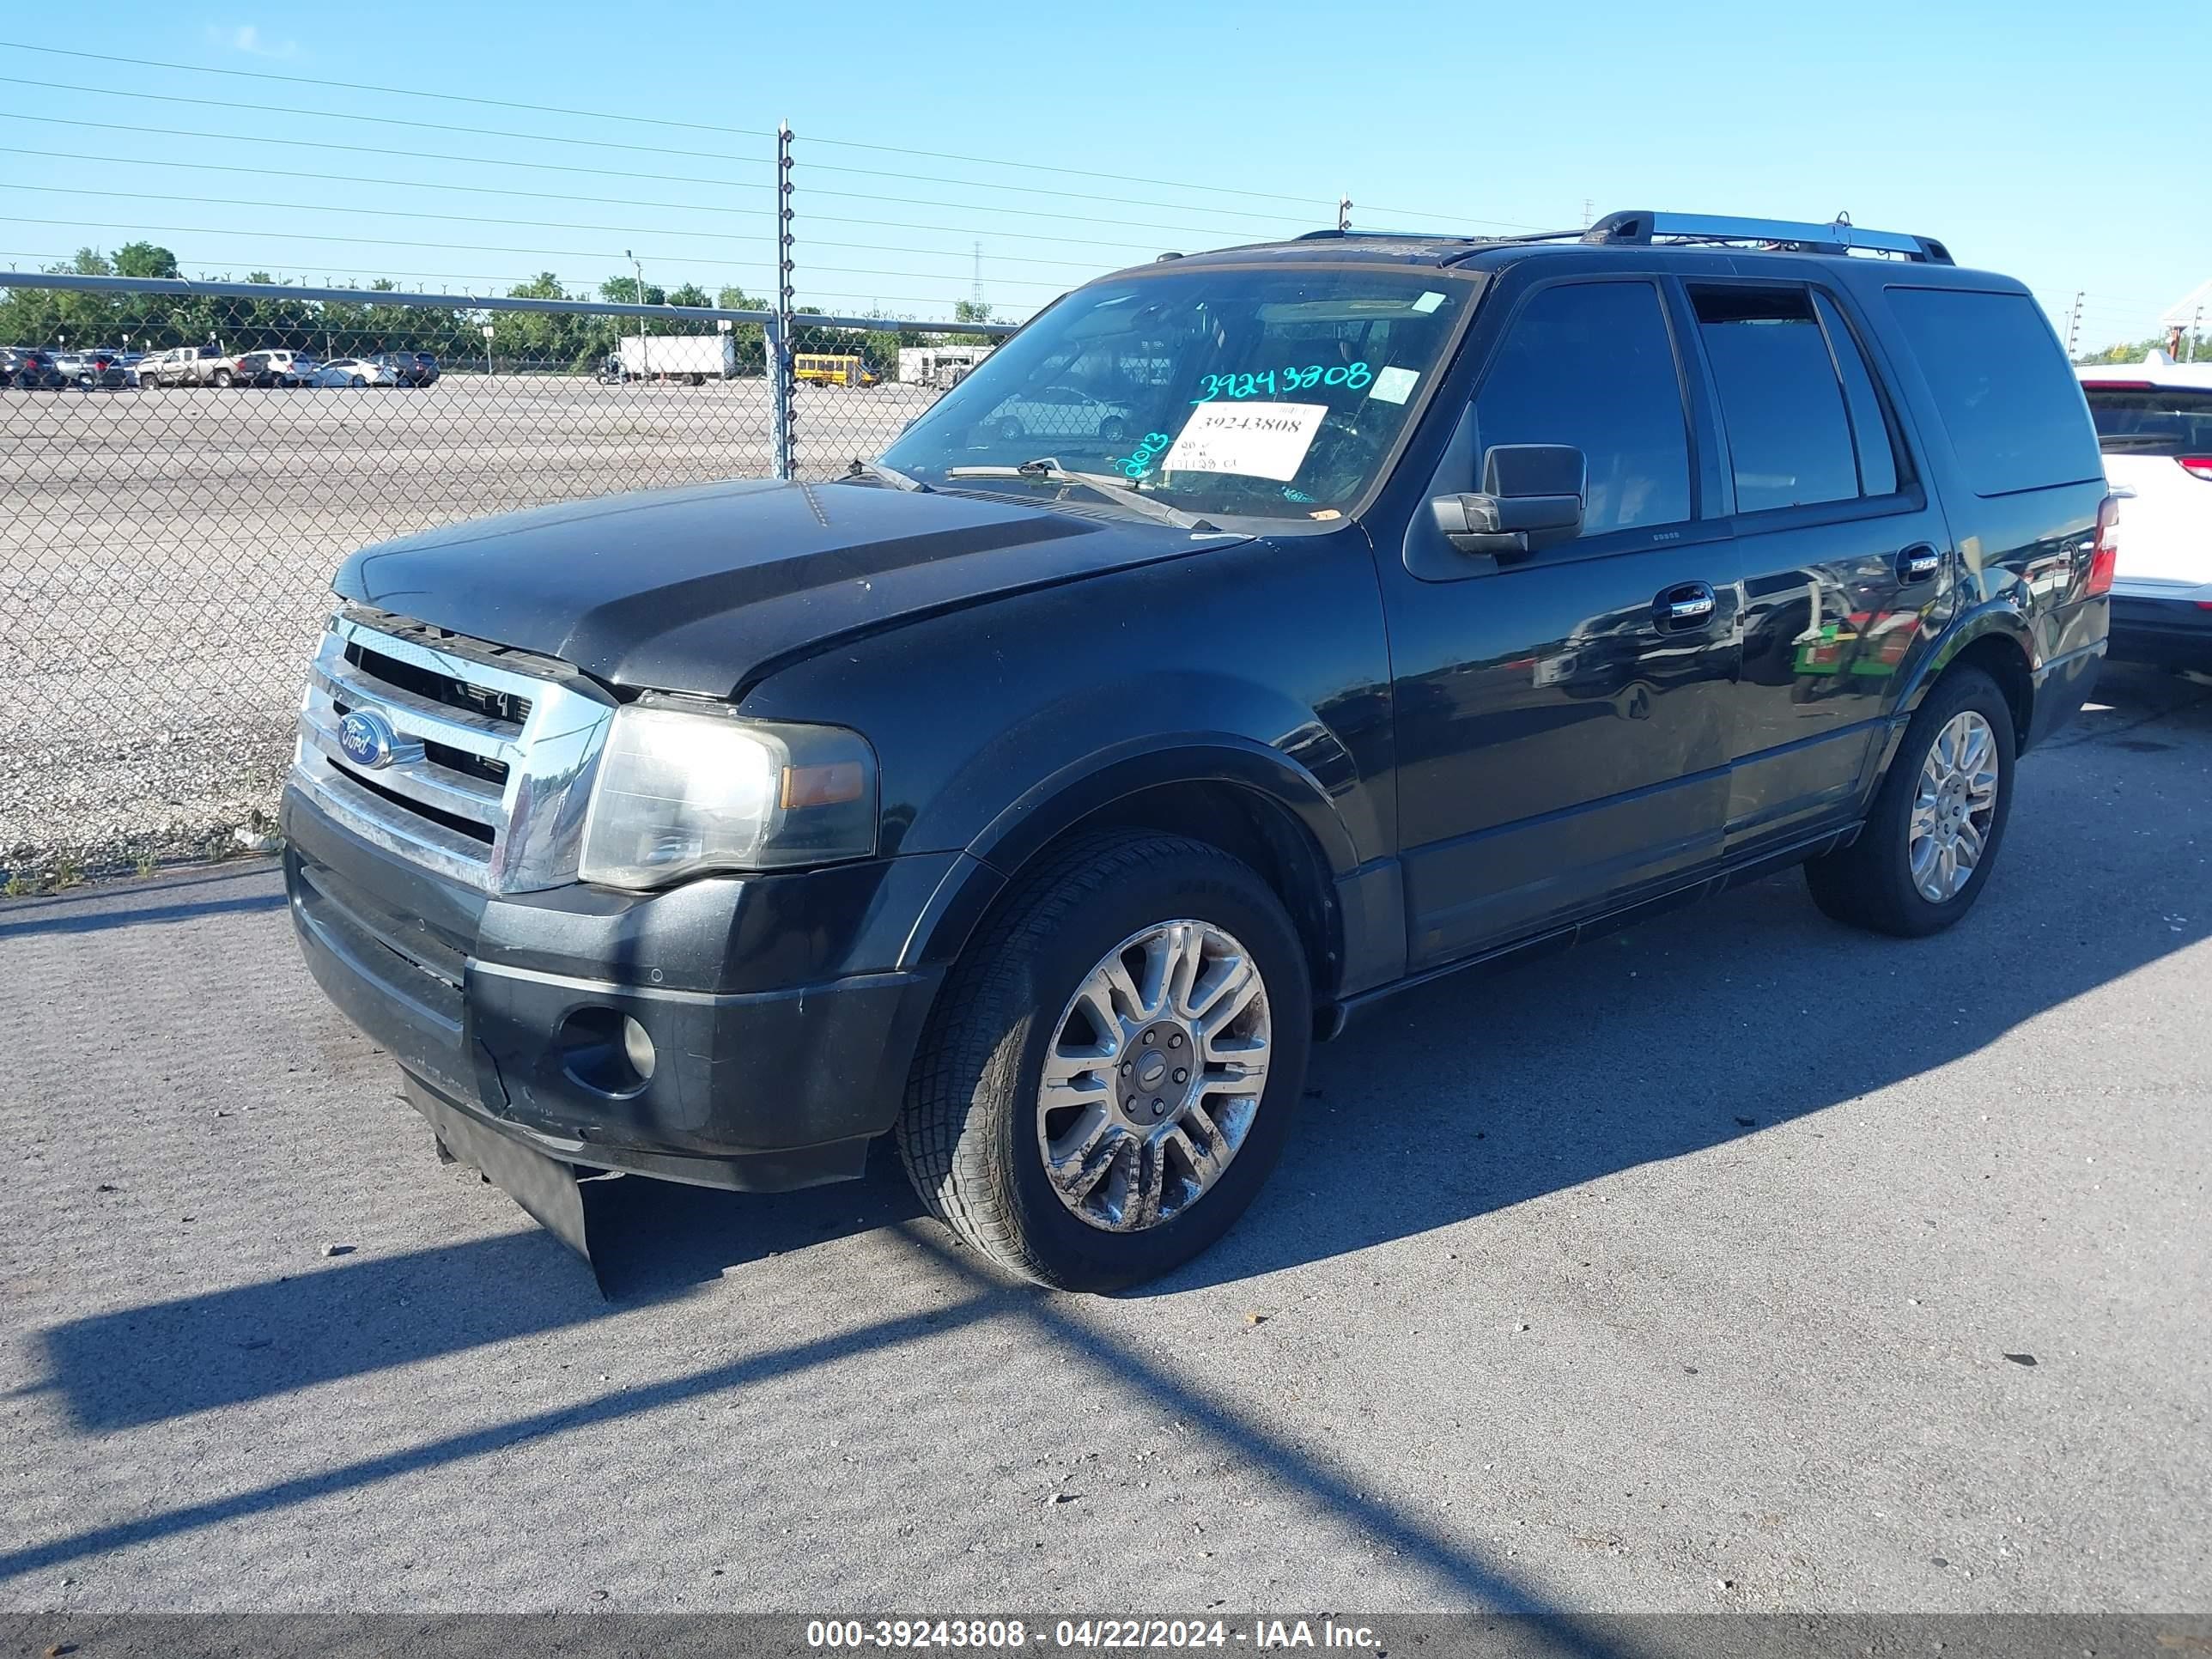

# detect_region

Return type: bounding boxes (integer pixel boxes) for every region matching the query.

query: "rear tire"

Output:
[896,831,1310,1291]
[1805,665,2015,937]
[212,369,233,389]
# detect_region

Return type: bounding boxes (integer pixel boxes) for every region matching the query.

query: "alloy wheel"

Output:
[1908,709,1999,902]
[1036,920,1271,1232]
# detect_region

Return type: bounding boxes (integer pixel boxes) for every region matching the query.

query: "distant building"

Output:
[897,343,994,388]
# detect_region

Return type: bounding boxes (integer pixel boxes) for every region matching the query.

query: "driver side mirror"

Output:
[1430,444,1586,559]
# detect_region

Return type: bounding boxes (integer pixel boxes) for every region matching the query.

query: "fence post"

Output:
[770,118,797,480]
[766,314,792,480]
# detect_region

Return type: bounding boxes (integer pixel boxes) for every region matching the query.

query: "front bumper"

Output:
[2108,593,2212,665]
[282,785,955,1192]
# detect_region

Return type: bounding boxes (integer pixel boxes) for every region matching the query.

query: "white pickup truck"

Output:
[137,344,240,388]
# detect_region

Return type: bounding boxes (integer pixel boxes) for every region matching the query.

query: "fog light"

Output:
[556,1007,656,1097]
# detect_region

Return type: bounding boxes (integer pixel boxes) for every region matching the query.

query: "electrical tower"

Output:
[972,241,984,313]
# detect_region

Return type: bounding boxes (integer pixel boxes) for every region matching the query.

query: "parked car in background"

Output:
[987,383,1135,443]
[2077,362,2212,665]
[58,348,131,389]
[3,348,66,389]
[139,344,235,387]
[234,349,318,387]
[370,351,437,387]
[312,358,398,388]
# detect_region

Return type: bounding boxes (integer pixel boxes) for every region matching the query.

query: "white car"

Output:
[2077,362,2212,665]
[987,384,1134,445]
[312,358,398,388]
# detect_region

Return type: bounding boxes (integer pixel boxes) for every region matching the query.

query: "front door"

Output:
[1383,276,1742,966]
[1678,280,1950,851]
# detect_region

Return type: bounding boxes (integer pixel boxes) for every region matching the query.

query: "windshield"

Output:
[2084,385,2212,457]
[880,264,1472,523]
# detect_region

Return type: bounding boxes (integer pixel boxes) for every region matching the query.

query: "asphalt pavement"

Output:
[3,662,2207,1616]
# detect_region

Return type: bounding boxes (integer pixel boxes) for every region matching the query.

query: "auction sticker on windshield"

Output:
[1164,401,1327,481]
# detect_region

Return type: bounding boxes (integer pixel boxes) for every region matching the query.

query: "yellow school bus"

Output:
[794,352,881,388]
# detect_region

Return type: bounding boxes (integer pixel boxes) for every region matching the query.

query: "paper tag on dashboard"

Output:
[1164,401,1328,482]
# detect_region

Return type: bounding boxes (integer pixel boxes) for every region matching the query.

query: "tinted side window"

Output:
[1812,291,1900,496]
[1692,286,1858,513]
[1474,281,1691,535]
[1886,288,2101,495]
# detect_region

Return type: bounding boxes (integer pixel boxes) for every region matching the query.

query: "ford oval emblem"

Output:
[337,708,398,770]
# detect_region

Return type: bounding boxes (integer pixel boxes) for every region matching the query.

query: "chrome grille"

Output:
[291,606,617,893]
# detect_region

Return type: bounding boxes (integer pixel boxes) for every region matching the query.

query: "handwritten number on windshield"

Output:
[1192,362,1372,403]
[1116,430,1174,479]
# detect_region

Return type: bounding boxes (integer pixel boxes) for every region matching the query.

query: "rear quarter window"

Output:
[1884,287,2101,496]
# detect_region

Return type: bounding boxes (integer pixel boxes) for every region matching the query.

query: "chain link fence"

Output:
[0,273,1012,878]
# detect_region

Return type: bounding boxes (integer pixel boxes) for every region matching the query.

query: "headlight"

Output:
[577,698,877,889]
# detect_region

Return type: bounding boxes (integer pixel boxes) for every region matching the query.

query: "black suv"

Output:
[3,348,65,390]
[283,210,2113,1291]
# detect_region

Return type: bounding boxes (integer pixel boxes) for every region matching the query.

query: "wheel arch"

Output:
[1881,603,2036,777]
[905,742,1362,1013]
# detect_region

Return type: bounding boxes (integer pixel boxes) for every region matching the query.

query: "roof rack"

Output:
[1582,210,1953,265]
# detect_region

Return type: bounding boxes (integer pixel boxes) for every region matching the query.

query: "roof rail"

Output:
[1292,228,1479,242]
[1583,210,1954,265]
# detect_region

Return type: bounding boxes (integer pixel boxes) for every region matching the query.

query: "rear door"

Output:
[1676,276,1950,852]
[1384,273,1742,963]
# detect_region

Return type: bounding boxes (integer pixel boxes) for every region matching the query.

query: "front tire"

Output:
[1806,665,2015,937]
[896,831,1310,1291]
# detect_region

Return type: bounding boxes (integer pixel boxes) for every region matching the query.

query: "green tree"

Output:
[948,296,1001,347]
[599,274,666,307]
[665,283,712,309]
[2076,332,2203,366]
[113,241,180,279]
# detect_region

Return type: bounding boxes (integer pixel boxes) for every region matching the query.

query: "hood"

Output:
[335,477,1235,697]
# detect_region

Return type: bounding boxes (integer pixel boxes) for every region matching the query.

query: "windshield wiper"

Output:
[847,457,933,492]
[945,458,1216,531]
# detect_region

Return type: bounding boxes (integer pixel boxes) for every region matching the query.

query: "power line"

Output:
[0,76,1321,227]
[0,181,1109,273]
[0,39,1329,211]
[0,146,1188,256]
[0,112,1291,239]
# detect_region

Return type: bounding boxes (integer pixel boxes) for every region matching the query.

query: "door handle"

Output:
[1898,544,1943,584]
[1656,581,1717,630]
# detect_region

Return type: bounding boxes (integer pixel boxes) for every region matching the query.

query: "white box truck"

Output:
[610,334,737,384]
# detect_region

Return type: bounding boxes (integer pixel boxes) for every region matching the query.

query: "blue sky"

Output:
[1,0,2205,347]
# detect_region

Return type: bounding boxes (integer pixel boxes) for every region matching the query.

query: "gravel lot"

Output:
[2,662,2206,1618]
[0,376,939,873]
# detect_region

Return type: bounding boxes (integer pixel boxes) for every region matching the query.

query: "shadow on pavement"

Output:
[12,663,2208,1617]
[0,862,283,940]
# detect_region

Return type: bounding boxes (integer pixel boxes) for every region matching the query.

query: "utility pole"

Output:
[2190,307,2204,364]
[2066,291,2083,360]
[1336,195,1352,233]
[1583,198,1594,229]
[769,119,796,480]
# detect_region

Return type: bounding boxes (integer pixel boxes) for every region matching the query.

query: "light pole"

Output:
[481,322,495,380]
[627,248,647,377]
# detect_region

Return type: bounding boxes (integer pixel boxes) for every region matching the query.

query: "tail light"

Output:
[2180,456,2212,482]
[2086,494,2120,599]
